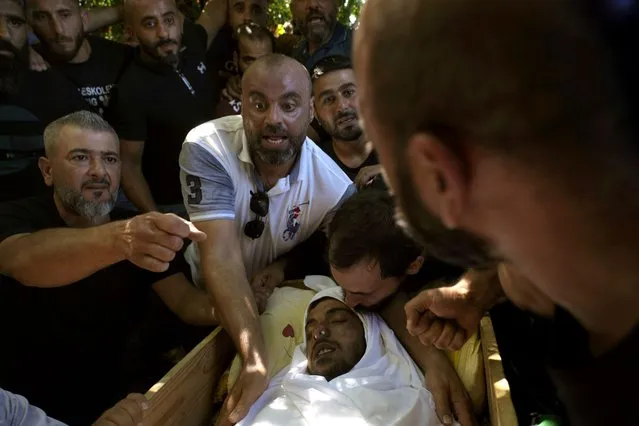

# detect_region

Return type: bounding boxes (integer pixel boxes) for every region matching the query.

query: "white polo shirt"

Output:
[179,115,354,284]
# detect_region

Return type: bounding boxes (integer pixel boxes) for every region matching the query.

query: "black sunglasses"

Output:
[244,190,269,239]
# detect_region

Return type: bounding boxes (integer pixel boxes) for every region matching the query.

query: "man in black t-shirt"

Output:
[109,0,231,213]
[214,22,273,118]
[0,111,218,425]
[311,55,383,189]
[206,0,268,102]
[0,0,92,203]
[26,0,133,116]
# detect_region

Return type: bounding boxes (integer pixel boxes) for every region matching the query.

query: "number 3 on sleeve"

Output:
[186,175,203,204]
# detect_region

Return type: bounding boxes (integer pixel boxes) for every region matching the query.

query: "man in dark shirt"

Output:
[26,0,133,116]
[0,111,217,425]
[0,0,91,203]
[110,0,231,214]
[205,0,268,101]
[290,0,352,70]
[311,55,381,188]
[215,22,273,118]
[354,0,639,424]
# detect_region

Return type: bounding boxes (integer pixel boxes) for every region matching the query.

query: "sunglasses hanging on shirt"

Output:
[244,190,269,239]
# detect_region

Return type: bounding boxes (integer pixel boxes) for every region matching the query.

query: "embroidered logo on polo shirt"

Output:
[283,202,309,241]
[197,62,207,74]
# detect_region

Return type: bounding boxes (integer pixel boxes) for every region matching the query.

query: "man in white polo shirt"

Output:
[179,54,353,426]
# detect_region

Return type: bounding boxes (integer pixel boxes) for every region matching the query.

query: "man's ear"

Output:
[124,24,135,43]
[405,255,424,276]
[232,50,239,68]
[38,157,53,187]
[309,97,316,122]
[81,10,89,32]
[405,133,467,229]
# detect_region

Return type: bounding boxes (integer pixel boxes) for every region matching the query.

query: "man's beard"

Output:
[246,122,306,165]
[140,39,181,67]
[329,110,362,142]
[303,8,337,45]
[393,162,500,270]
[55,183,116,220]
[0,40,27,95]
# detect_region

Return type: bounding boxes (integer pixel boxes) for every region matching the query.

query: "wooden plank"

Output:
[144,326,235,426]
[480,316,518,426]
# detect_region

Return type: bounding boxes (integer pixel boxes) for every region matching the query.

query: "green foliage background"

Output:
[78,0,363,40]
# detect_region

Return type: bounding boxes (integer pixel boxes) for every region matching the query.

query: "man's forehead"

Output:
[230,0,267,6]
[127,0,176,16]
[239,37,271,52]
[307,298,353,318]
[0,0,24,17]
[246,71,308,99]
[314,70,356,93]
[27,0,78,11]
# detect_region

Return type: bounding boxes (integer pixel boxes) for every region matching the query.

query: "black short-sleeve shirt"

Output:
[109,21,216,205]
[205,25,238,103]
[541,308,639,426]
[35,36,134,116]
[321,141,380,181]
[0,194,179,425]
[0,69,96,202]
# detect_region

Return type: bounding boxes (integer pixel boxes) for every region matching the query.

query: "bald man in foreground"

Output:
[354,0,639,424]
[179,54,354,424]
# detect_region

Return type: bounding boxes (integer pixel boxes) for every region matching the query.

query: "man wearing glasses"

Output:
[178,54,353,426]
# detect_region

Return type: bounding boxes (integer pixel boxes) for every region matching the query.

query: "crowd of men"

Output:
[1,0,638,425]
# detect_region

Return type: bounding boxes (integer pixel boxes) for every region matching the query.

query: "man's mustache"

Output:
[82,178,111,188]
[53,35,74,44]
[335,110,358,123]
[262,124,287,137]
[154,39,179,49]
[306,8,326,24]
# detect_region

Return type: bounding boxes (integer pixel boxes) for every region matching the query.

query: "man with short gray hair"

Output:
[0,111,218,424]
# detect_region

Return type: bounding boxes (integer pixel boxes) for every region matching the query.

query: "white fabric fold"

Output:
[237,282,443,426]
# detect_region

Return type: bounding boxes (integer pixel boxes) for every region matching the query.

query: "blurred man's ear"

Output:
[309,98,315,122]
[38,157,54,187]
[232,50,239,68]
[81,10,89,32]
[405,255,425,276]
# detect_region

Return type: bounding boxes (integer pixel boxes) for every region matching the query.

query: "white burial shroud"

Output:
[237,280,445,426]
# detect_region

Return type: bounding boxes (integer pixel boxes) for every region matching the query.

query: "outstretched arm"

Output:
[84,6,124,33]
[196,220,268,425]
[197,0,228,49]
[0,212,204,288]
[153,272,218,326]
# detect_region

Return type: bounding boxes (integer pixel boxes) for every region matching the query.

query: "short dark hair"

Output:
[310,55,352,82]
[236,22,275,51]
[362,0,635,191]
[328,189,423,278]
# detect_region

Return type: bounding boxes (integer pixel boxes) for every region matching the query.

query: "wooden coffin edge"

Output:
[480,315,518,426]
[143,326,235,426]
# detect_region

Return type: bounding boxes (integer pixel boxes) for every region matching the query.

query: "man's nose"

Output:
[265,105,282,125]
[313,324,330,340]
[51,17,65,37]
[344,293,359,308]
[156,22,169,40]
[88,156,107,177]
[338,94,353,112]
